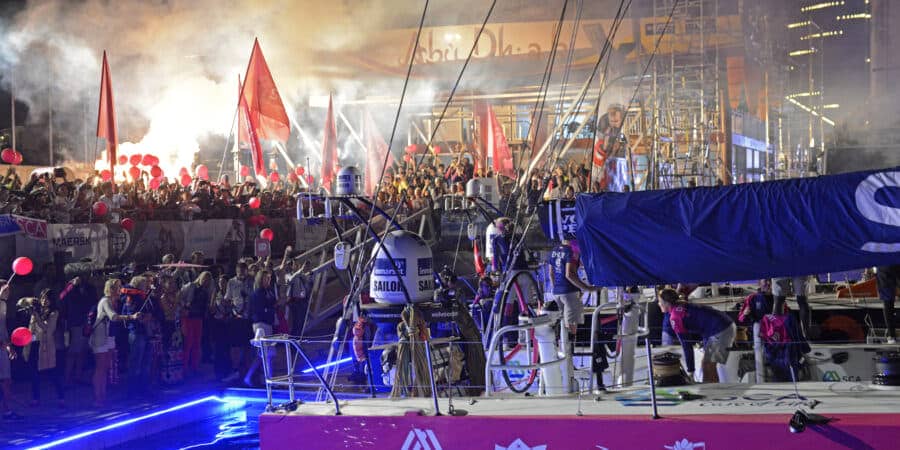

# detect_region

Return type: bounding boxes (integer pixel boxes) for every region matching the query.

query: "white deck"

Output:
[287,381,900,417]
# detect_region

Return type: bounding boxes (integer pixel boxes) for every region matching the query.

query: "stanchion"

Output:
[645,337,660,419]
[424,338,442,416]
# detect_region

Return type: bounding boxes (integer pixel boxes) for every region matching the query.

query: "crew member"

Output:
[876,265,900,344]
[546,238,605,389]
[772,276,811,338]
[660,288,736,383]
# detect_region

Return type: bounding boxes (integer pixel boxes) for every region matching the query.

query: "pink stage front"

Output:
[258,383,900,449]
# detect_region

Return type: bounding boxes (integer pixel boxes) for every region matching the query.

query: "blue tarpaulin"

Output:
[575,167,900,286]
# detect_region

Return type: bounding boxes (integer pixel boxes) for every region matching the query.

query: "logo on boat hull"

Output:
[495,438,547,450]
[664,438,706,450]
[400,428,442,450]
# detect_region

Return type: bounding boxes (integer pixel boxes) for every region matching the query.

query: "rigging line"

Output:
[544,0,630,173]
[504,0,631,270]
[413,0,498,171]
[511,0,627,217]
[525,0,571,163]
[515,0,628,202]
[504,0,573,220]
[624,0,679,116]
[551,0,583,140]
[340,0,430,301]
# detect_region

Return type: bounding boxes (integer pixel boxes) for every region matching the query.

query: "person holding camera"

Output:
[22,289,64,407]
[59,275,97,386]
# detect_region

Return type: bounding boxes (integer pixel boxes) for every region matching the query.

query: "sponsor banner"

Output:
[538,200,577,241]
[0,214,20,237]
[294,218,330,251]
[13,214,48,240]
[110,219,243,265]
[577,167,900,286]
[260,412,898,450]
[16,223,108,266]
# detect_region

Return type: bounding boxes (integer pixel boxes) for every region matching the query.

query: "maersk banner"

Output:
[575,167,900,286]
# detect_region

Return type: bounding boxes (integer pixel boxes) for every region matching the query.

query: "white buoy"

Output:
[370,230,434,304]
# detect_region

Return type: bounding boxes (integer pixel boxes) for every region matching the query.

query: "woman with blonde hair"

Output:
[90,278,138,407]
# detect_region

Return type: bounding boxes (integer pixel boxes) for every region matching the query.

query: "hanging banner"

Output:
[538,200,577,241]
[294,219,330,251]
[0,215,20,237]
[17,223,108,266]
[13,214,48,240]
[576,167,900,286]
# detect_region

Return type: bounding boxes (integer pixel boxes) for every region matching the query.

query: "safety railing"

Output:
[252,334,343,415]
[484,313,569,398]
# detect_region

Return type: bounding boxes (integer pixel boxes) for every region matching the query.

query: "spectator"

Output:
[23,289,64,407]
[0,282,20,420]
[179,271,212,376]
[59,275,98,386]
[244,269,276,386]
[91,278,135,407]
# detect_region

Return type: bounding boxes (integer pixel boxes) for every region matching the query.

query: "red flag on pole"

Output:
[473,240,485,277]
[321,95,338,190]
[363,109,393,196]
[239,38,290,183]
[476,102,516,179]
[96,51,117,177]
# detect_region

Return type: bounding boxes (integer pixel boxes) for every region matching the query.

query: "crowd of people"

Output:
[0,248,314,419]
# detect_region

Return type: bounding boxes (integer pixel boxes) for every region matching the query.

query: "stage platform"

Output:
[260,382,900,449]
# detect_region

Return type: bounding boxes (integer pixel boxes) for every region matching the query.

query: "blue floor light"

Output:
[27,396,246,450]
[301,356,353,374]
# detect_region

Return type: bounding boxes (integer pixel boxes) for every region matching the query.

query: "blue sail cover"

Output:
[575,167,900,286]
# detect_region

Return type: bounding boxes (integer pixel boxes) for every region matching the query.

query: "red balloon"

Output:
[150,165,163,178]
[100,170,113,182]
[295,166,305,176]
[120,218,135,231]
[1,148,14,164]
[149,177,162,190]
[141,154,154,166]
[11,151,22,165]
[306,174,314,184]
[179,167,189,177]
[405,144,418,154]
[10,327,32,347]
[248,197,261,209]
[240,165,250,178]
[195,164,209,180]
[12,256,33,276]
[260,228,274,242]
[180,173,192,187]
[403,154,412,163]
[118,155,128,165]
[288,171,298,182]
[129,154,142,166]
[128,166,141,180]
[92,201,108,217]
[269,171,280,183]
[433,145,441,153]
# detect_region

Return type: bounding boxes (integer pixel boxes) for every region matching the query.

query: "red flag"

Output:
[321,95,338,190]
[473,240,485,277]
[96,51,117,176]
[239,39,289,183]
[237,76,250,146]
[363,109,393,196]
[239,91,267,184]
[240,39,290,142]
[476,102,516,179]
